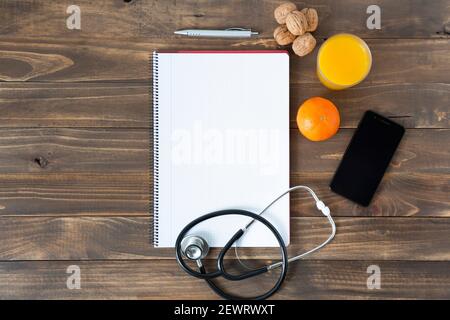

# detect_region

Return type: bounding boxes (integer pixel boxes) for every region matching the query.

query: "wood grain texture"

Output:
[0,172,446,218]
[291,83,450,129]
[0,82,447,128]
[0,260,449,299]
[0,38,449,83]
[291,129,450,173]
[0,128,445,174]
[0,216,448,261]
[291,172,450,218]
[0,129,446,218]
[0,0,448,300]
[0,128,148,173]
[0,173,149,217]
[0,0,449,39]
[0,83,149,128]
[291,38,450,85]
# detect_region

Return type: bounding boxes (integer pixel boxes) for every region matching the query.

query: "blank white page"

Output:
[153,51,289,247]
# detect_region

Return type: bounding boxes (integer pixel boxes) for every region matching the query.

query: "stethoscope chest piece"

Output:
[180,235,209,260]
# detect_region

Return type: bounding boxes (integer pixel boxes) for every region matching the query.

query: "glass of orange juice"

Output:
[317,33,372,90]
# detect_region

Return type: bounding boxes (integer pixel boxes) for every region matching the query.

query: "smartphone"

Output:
[330,111,405,207]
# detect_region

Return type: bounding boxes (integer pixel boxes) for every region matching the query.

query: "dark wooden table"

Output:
[0,0,448,299]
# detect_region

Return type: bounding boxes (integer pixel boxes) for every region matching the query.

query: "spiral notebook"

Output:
[152,51,290,248]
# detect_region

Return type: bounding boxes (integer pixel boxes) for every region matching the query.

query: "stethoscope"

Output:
[175,185,336,300]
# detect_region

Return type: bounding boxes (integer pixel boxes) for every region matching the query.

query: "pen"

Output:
[174,28,259,38]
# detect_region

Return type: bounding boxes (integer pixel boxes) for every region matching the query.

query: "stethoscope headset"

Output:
[175,185,336,300]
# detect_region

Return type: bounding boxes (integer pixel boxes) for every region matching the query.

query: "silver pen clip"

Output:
[225,27,259,35]
[225,28,249,31]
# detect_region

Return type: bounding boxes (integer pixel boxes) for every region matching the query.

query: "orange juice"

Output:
[317,34,372,90]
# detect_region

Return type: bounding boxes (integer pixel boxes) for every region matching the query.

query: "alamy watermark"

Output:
[66,265,81,290]
[367,265,381,290]
[66,5,81,30]
[171,122,282,176]
[367,5,381,30]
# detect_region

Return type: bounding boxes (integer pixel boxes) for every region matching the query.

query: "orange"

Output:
[296,97,340,141]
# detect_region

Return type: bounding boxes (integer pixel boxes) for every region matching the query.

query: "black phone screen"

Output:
[330,111,405,207]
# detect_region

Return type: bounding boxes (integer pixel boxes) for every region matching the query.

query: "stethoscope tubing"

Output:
[175,209,289,300]
[235,185,336,270]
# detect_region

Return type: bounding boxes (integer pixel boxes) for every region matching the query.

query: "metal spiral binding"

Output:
[152,51,159,247]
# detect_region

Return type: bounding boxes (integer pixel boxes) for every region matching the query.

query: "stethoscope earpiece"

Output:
[180,235,209,260]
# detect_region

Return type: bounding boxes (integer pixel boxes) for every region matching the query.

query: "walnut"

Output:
[274,2,297,24]
[273,25,297,46]
[301,8,319,32]
[292,33,317,57]
[286,10,308,36]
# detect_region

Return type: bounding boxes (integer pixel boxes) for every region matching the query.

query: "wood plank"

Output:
[0,216,448,261]
[0,260,449,299]
[291,129,450,173]
[291,38,450,85]
[0,83,149,128]
[291,83,450,129]
[0,173,149,217]
[0,38,448,83]
[291,172,450,218]
[0,128,445,174]
[0,82,447,128]
[0,171,446,218]
[0,38,149,82]
[0,0,449,39]
[0,128,148,174]
[136,0,450,39]
[0,129,445,217]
